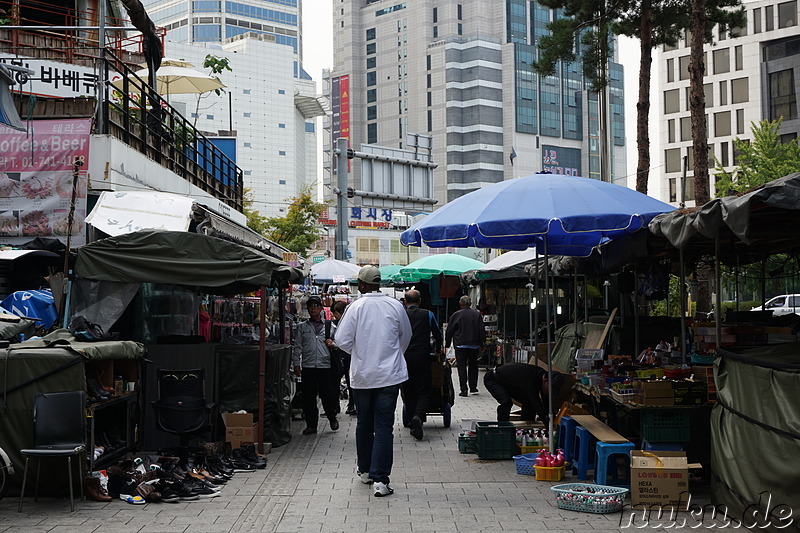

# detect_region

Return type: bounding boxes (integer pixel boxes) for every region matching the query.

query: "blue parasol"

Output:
[400,173,674,452]
[401,173,674,256]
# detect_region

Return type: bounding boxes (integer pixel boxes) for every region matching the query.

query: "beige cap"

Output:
[357,265,381,284]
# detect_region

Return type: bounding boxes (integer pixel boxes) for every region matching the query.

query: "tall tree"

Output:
[714,119,800,196]
[261,187,328,256]
[242,188,269,235]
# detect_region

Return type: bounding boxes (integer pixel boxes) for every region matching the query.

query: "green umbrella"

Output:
[378,264,404,284]
[392,253,484,282]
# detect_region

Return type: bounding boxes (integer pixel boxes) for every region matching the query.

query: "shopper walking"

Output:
[483,362,564,424]
[335,265,412,497]
[402,289,443,441]
[292,296,340,435]
[331,300,355,416]
[445,295,486,397]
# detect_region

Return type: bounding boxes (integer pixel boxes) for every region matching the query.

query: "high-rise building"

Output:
[142,0,323,218]
[657,0,800,205]
[326,0,627,207]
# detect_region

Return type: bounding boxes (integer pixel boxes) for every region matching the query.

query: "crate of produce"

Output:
[641,409,691,442]
[551,483,629,514]
[458,432,477,454]
[475,421,517,460]
[535,464,566,481]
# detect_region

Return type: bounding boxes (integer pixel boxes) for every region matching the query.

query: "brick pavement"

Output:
[0,369,743,532]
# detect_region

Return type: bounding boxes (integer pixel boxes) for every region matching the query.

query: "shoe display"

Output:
[373,482,394,497]
[329,417,339,431]
[410,415,423,441]
[356,469,371,484]
[234,444,267,469]
[459,392,469,397]
[302,427,317,435]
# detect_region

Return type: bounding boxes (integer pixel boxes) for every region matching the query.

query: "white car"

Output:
[750,294,800,316]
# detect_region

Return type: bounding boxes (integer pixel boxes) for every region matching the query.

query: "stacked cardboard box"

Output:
[634,380,674,406]
[691,366,716,402]
[222,412,255,448]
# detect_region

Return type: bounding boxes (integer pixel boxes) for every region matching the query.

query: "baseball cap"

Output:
[306,296,323,308]
[357,265,381,284]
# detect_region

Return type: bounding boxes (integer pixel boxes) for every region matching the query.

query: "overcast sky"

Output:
[300,2,657,189]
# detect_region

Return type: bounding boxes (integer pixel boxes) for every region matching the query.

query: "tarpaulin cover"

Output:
[0,290,58,329]
[711,344,800,531]
[75,230,303,293]
[0,330,144,488]
[215,344,293,447]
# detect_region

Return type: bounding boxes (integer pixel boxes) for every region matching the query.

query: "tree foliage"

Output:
[714,119,800,196]
[261,187,327,256]
[242,188,269,236]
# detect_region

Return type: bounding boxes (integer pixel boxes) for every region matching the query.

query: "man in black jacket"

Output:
[445,295,486,397]
[402,289,443,440]
[483,363,565,425]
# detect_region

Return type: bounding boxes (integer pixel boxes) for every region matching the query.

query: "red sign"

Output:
[0,119,91,245]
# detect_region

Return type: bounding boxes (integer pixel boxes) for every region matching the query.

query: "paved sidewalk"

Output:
[0,369,740,532]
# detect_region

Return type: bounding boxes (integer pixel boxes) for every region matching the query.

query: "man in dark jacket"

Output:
[402,289,443,440]
[483,363,564,425]
[445,295,486,396]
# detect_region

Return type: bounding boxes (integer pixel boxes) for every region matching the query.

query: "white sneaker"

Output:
[357,469,371,484]
[373,482,394,497]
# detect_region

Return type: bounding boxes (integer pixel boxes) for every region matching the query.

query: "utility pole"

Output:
[334,137,349,261]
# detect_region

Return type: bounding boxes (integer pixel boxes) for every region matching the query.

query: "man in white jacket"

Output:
[334,265,412,497]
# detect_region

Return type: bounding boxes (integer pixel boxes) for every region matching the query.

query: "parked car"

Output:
[750,294,800,315]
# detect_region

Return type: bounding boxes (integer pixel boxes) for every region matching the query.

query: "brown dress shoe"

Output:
[85,476,113,502]
[302,427,317,435]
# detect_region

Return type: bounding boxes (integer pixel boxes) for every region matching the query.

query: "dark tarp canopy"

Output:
[74,230,303,293]
[711,344,800,530]
[0,330,144,488]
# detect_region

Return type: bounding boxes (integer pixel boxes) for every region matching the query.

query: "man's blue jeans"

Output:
[352,384,400,484]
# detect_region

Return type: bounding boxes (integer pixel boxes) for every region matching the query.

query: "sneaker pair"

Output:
[373,482,394,497]
[357,469,371,484]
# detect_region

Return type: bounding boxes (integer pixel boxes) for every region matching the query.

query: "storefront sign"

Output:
[282,252,299,267]
[84,191,194,236]
[0,118,91,246]
[0,55,97,99]
[541,145,581,176]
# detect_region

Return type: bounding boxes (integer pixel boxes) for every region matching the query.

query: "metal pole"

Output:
[715,234,722,344]
[97,0,107,134]
[544,240,554,454]
[257,286,267,454]
[634,261,639,357]
[335,137,349,261]
[679,248,688,362]
[534,251,539,361]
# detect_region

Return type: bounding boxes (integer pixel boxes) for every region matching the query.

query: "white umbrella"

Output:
[112,65,225,97]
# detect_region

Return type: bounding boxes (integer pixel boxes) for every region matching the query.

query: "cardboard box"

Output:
[222,412,255,448]
[634,380,674,406]
[630,451,692,510]
[671,380,707,406]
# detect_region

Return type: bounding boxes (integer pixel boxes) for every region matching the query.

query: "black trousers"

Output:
[300,367,339,428]
[455,347,480,393]
[402,350,433,420]
[483,369,513,421]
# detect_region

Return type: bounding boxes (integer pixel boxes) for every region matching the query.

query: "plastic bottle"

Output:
[535,452,546,467]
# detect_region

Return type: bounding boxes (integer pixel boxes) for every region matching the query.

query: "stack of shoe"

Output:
[232,443,267,470]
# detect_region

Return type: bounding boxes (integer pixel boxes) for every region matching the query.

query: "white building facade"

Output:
[657,0,800,205]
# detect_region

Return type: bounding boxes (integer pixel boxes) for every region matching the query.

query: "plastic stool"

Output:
[571,426,597,481]
[594,441,635,487]
[558,416,578,463]
[642,440,684,451]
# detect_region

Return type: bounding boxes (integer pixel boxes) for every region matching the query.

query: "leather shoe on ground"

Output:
[410,415,423,440]
[459,392,468,397]
[470,389,479,394]
[302,427,317,435]
[329,418,339,431]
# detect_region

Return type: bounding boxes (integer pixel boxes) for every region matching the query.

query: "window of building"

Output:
[278,123,286,128]
[734,45,743,70]
[367,89,377,103]
[368,105,377,120]
[367,42,376,54]
[366,27,376,40]
[731,21,747,37]
[243,89,251,94]
[685,86,691,111]
[398,100,402,114]
[305,122,315,133]
[427,73,432,88]
[664,42,677,52]
[458,23,463,35]
[766,5,774,30]
[427,55,431,70]
[191,113,198,118]
[715,111,732,137]
[721,141,729,166]
[705,83,714,107]
[666,58,674,83]
[278,89,285,94]
[680,117,692,141]
[244,142,251,147]
[244,112,251,117]
[428,109,433,131]
[770,69,798,120]
[427,92,432,106]
[778,1,797,28]
[279,150,286,156]
[719,80,728,105]
[736,108,745,135]
[366,71,377,86]
[458,4,463,19]
[754,7,762,33]
[367,123,378,143]
[279,180,286,184]
[244,170,251,175]
[206,114,214,120]
[713,48,730,74]
[398,118,403,138]
[194,24,221,41]
[433,7,438,23]
[665,148,681,173]
[687,146,695,169]
[733,140,748,165]
[731,77,749,103]
[719,22,727,40]
[367,57,376,69]
[679,55,690,80]
[664,89,680,113]
[668,119,676,143]
[433,26,438,38]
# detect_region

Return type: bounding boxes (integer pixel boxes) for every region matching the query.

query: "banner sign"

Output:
[0,55,98,99]
[0,119,91,246]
